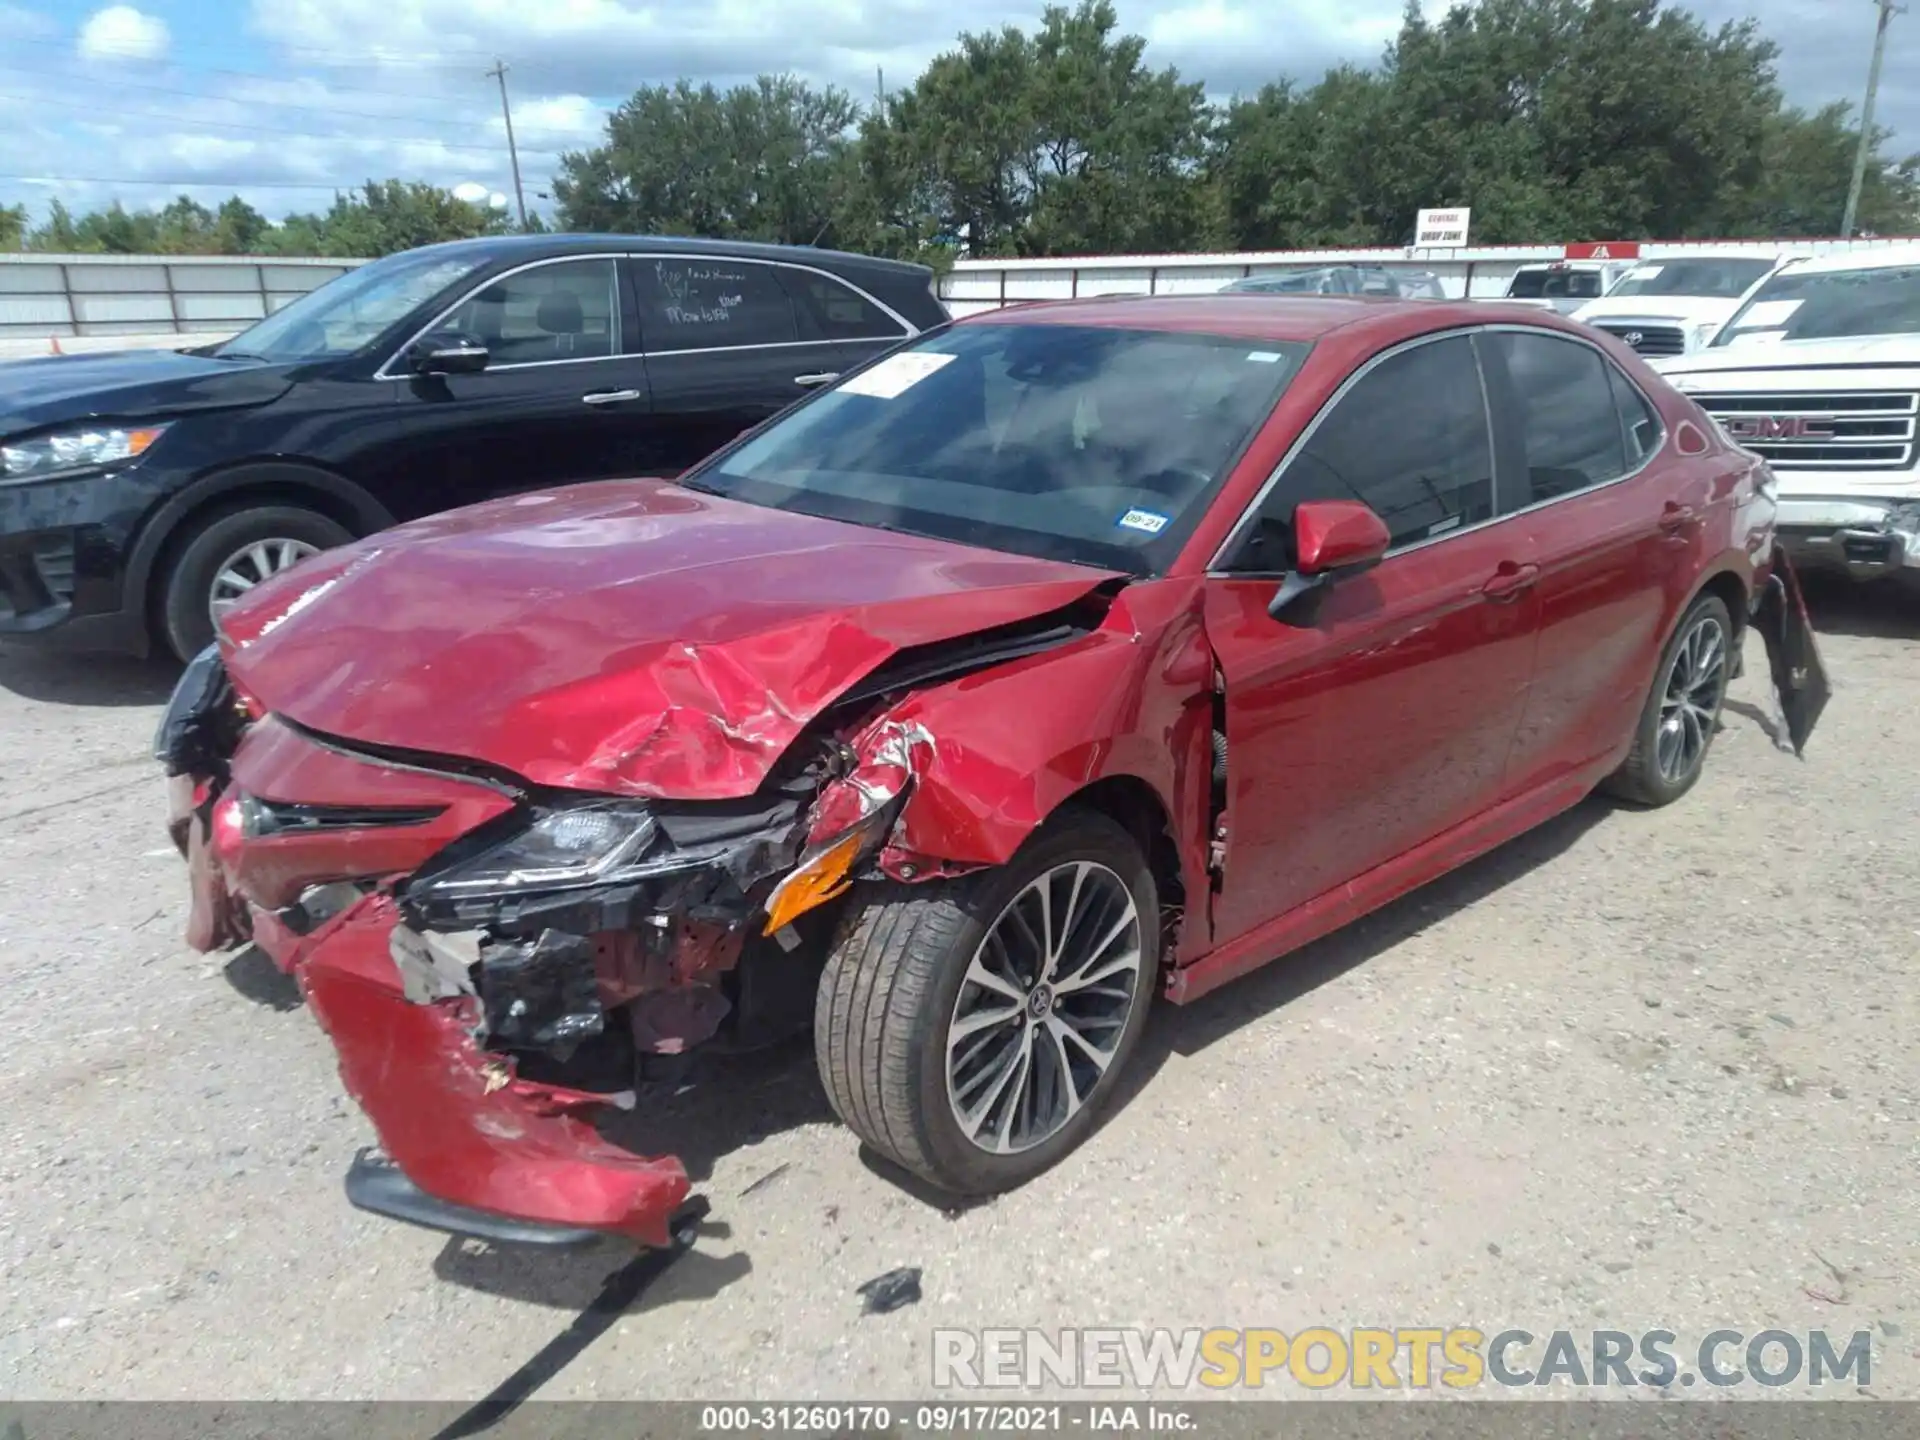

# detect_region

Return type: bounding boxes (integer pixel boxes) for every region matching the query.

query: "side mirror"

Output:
[1267,499,1391,621]
[1294,498,1391,575]
[407,332,489,375]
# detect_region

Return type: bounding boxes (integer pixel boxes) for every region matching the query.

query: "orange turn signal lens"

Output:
[762,829,865,936]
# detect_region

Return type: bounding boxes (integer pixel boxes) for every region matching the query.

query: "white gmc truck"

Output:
[1654,244,1920,587]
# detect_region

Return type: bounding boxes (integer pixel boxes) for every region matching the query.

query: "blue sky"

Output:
[1,0,1912,228]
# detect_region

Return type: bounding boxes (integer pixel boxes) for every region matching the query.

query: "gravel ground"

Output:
[1,576,1916,1405]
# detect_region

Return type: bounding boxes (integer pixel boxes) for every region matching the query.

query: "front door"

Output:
[370,256,650,510]
[1203,332,1543,946]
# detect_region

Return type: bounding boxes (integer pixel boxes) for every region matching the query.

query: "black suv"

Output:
[0,234,947,660]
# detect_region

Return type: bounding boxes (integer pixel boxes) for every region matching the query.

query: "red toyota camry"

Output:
[158,294,1821,1250]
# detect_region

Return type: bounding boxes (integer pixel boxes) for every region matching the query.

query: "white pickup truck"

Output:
[1573,255,1783,358]
[1653,245,1920,586]
[1499,260,1635,314]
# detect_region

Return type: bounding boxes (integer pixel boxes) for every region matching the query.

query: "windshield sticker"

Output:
[838,351,957,399]
[1117,508,1171,535]
[1626,265,1664,281]
[1733,299,1803,328]
[1246,351,1284,363]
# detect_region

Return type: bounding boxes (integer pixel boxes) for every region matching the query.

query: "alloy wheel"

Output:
[1656,613,1727,783]
[945,860,1144,1155]
[208,538,321,625]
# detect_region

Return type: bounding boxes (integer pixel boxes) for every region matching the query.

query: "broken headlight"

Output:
[410,802,659,899]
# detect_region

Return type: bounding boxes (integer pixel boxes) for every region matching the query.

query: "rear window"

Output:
[681,323,1309,573]
[1508,269,1604,300]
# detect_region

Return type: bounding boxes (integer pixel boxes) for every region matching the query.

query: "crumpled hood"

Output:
[219,479,1120,799]
[0,348,294,438]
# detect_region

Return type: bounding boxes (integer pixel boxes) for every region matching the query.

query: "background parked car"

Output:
[1223,266,1445,299]
[1574,255,1783,357]
[0,234,947,661]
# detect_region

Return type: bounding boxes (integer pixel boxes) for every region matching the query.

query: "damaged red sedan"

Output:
[159,295,1822,1249]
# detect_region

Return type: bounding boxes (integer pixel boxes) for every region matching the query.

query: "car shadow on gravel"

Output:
[221,945,304,1012]
[1125,794,1616,1082]
[428,1037,819,1311]
[0,646,179,706]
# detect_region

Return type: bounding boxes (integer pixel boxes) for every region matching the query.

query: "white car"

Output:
[1573,255,1784,358]
[1654,244,1920,586]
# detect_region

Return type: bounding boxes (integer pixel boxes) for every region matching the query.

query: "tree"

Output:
[0,203,25,250]
[261,181,507,257]
[554,75,860,245]
[1714,104,1920,236]
[868,0,1211,257]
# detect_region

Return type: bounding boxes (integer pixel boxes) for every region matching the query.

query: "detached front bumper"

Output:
[301,898,691,1248]
[1775,497,1920,580]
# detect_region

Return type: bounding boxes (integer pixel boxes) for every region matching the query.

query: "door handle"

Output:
[1658,502,1699,533]
[793,372,840,388]
[582,389,642,405]
[1481,562,1540,602]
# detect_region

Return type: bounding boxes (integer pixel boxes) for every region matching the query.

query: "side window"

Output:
[779,268,906,341]
[635,257,798,352]
[1608,363,1663,466]
[1244,335,1493,559]
[441,260,618,366]
[1489,332,1628,502]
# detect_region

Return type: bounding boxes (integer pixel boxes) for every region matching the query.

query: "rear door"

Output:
[372,255,649,506]
[775,262,915,377]
[1483,329,1705,793]
[625,254,845,476]
[1202,331,1544,946]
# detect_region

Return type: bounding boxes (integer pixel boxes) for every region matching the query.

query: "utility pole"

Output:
[486,58,529,230]
[1841,0,1900,238]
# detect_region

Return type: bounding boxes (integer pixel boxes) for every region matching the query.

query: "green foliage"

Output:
[9,0,1919,260]
[16,181,509,257]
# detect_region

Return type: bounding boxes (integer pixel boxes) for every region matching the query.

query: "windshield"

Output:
[214,249,485,362]
[1229,270,1342,294]
[1507,269,1603,300]
[683,323,1309,573]
[1608,258,1774,298]
[1712,262,1920,346]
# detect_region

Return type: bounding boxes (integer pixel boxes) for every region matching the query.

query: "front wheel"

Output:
[1603,592,1733,807]
[814,808,1157,1195]
[159,504,351,661]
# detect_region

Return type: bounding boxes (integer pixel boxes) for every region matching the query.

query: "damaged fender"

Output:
[816,580,1218,961]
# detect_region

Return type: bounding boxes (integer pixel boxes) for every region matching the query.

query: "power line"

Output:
[4,35,507,100]
[0,92,523,155]
[7,32,498,71]
[0,173,381,190]
[0,62,507,134]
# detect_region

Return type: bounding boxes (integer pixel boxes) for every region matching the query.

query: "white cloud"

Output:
[77,4,171,62]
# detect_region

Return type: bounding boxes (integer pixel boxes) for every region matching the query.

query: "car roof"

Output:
[395,232,933,274]
[959,293,1531,344]
[1777,242,1920,275]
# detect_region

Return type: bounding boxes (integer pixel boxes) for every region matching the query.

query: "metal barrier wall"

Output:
[939,237,1919,315]
[0,252,363,341]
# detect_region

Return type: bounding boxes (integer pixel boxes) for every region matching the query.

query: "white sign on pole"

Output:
[1414,208,1472,248]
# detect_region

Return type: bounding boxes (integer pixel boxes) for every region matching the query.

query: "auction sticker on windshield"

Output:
[1733,299,1803,329]
[839,351,958,399]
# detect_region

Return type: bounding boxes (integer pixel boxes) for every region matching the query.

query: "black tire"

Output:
[1602,592,1734,807]
[158,504,351,661]
[814,807,1158,1195]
